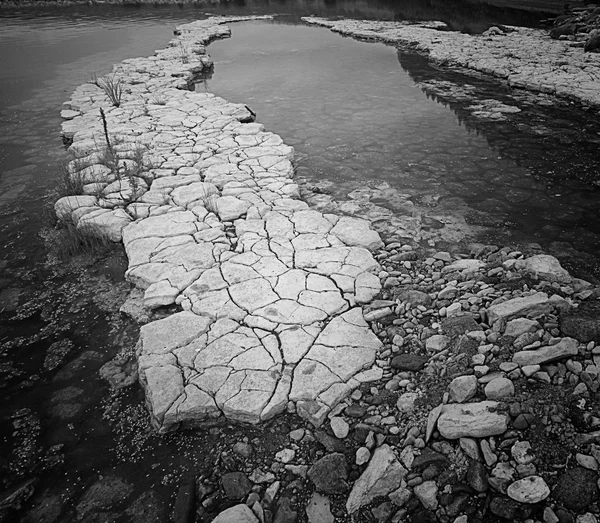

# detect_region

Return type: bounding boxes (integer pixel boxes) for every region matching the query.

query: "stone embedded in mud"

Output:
[561,301,600,343]
[307,453,349,494]
[437,401,508,439]
[552,467,599,511]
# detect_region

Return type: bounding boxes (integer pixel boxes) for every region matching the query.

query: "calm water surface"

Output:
[0,4,599,521]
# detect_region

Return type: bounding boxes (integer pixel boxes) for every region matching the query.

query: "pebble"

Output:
[330,417,349,439]
[507,476,550,504]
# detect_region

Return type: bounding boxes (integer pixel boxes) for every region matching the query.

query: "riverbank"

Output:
[48,13,600,523]
[303,16,600,109]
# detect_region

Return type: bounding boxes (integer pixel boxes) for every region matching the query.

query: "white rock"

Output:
[504,318,539,338]
[506,475,550,504]
[511,441,535,465]
[397,392,420,414]
[356,447,371,466]
[426,334,450,352]
[437,401,508,439]
[330,216,384,251]
[330,417,349,439]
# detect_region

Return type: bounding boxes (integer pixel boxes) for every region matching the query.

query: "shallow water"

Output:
[0,3,599,521]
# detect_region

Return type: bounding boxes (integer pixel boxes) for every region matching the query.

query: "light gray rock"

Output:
[306,492,334,523]
[504,318,539,338]
[330,216,384,251]
[330,417,349,439]
[425,334,450,352]
[413,480,438,510]
[346,444,407,514]
[212,504,258,523]
[487,292,552,325]
[512,337,579,366]
[442,259,485,274]
[515,255,571,283]
[484,377,514,400]
[437,401,508,439]
[448,375,478,403]
[506,476,550,504]
[397,392,420,414]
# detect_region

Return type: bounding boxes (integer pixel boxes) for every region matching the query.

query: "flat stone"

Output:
[504,318,539,338]
[330,216,384,251]
[515,255,571,283]
[512,337,579,366]
[346,444,407,514]
[426,334,450,352]
[487,292,551,325]
[437,401,508,439]
[506,476,550,504]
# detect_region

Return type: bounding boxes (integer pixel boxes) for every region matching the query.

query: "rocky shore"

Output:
[302,16,600,109]
[51,14,600,523]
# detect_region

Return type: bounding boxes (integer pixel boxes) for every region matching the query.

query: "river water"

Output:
[0,2,599,521]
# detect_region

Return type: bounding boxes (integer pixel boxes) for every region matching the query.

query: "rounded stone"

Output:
[485,377,515,400]
[507,475,550,504]
[448,375,478,403]
[330,417,349,439]
[553,467,599,511]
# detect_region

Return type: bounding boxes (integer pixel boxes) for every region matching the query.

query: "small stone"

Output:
[212,504,258,523]
[426,334,450,352]
[511,441,535,465]
[356,447,371,466]
[437,401,508,439]
[390,354,429,372]
[221,472,252,500]
[485,378,515,400]
[448,375,478,403]
[306,492,334,523]
[330,417,349,439]
[275,449,295,464]
[459,438,480,461]
[576,453,599,471]
[467,460,489,492]
[413,480,438,510]
[397,392,420,414]
[507,476,550,504]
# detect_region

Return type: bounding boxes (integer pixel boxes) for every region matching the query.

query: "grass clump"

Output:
[96,74,124,108]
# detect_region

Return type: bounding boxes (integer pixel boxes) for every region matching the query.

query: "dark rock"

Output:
[553,467,598,511]
[394,289,431,307]
[454,335,479,356]
[390,252,418,263]
[411,449,449,472]
[409,509,437,523]
[555,507,575,523]
[560,301,600,342]
[550,23,576,39]
[172,479,195,523]
[489,496,531,520]
[125,491,165,523]
[0,287,22,312]
[445,494,469,517]
[345,404,367,418]
[585,29,600,53]
[371,501,394,522]
[307,453,348,494]
[513,413,535,430]
[273,496,296,523]
[0,478,36,515]
[441,315,482,337]
[391,354,429,372]
[466,461,488,493]
[314,430,345,453]
[221,472,251,500]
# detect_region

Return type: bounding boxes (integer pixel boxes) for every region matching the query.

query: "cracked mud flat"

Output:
[57,15,388,432]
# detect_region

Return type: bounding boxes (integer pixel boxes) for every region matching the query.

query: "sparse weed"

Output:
[179,43,189,64]
[97,74,124,107]
[150,93,168,105]
[198,185,219,214]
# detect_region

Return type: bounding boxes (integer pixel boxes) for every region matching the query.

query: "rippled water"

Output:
[0,3,599,521]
